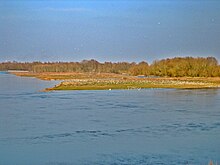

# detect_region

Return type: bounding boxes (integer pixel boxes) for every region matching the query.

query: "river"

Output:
[0,72,220,165]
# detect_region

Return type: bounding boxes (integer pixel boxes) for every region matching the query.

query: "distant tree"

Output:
[149,56,220,77]
[129,61,149,76]
[1,57,220,77]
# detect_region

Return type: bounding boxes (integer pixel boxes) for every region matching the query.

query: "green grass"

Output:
[10,71,220,91]
[46,81,219,91]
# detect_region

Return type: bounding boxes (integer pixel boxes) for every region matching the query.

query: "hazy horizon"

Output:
[1,0,220,63]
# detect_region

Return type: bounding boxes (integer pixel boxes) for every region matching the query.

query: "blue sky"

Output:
[1,0,220,63]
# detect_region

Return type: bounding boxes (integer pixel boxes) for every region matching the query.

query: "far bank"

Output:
[10,71,220,91]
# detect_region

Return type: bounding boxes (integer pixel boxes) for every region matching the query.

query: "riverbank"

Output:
[10,71,220,90]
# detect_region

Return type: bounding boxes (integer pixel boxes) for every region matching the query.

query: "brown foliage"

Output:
[1,56,220,77]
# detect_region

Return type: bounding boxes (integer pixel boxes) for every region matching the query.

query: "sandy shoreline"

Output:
[10,71,220,91]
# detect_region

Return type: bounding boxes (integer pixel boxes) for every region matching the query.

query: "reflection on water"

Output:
[0,72,220,165]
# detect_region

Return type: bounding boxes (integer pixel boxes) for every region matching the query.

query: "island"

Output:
[2,56,220,91]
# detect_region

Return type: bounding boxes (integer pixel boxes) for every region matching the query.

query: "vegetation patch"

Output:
[2,56,220,77]
[4,56,220,90]
[44,77,220,91]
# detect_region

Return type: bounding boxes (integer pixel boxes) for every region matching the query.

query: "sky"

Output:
[0,0,220,63]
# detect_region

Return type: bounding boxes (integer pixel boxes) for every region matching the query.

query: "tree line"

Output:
[1,57,220,77]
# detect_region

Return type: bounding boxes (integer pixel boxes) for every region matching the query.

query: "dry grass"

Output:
[11,71,129,80]
[11,71,220,91]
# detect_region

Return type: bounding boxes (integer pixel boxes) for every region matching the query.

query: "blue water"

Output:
[0,72,220,165]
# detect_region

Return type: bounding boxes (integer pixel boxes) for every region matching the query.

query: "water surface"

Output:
[0,72,220,165]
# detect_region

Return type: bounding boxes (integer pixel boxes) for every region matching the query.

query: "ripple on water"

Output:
[1,73,220,165]
[76,153,203,165]
[2,121,219,145]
